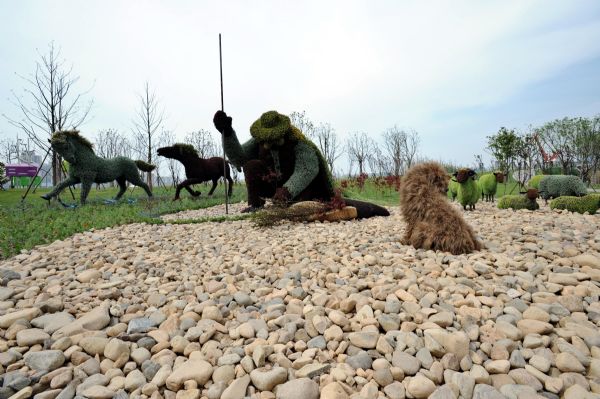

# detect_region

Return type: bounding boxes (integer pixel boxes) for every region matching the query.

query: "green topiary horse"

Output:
[42,130,155,204]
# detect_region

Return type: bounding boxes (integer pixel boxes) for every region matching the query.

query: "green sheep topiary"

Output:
[550,194,600,214]
[539,175,587,201]
[528,175,545,189]
[479,171,504,202]
[41,130,155,204]
[448,179,459,201]
[498,195,539,211]
[453,168,480,210]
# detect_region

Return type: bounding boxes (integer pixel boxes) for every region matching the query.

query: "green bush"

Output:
[528,175,545,189]
[550,194,600,214]
[497,195,539,211]
[539,175,587,200]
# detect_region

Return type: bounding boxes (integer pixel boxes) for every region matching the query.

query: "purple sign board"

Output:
[6,164,39,177]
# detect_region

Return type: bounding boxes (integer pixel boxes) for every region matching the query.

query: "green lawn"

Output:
[0,183,245,260]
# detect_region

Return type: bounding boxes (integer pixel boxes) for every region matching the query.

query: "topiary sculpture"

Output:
[41,130,155,204]
[453,168,480,210]
[448,178,459,201]
[550,194,600,215]
[0,162,9,189]
[400,162,481,254]
[479,171,504,202]
[498,188,540,211]
[213,110,389,218]
[157,143,234,201]
[538,175,587,202]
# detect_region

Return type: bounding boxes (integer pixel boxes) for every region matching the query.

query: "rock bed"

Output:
[161,203,247,222]
[0,202,599,399]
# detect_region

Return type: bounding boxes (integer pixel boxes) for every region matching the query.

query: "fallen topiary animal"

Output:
[549,194,600,215]
[538,175,587,202]
[497,189,540,211]
[528,175,545,190]
[42,130,155,204]
[400,162,481,255]
[453,168,480,210]
[479,171,504,202]
[157,143,235,201]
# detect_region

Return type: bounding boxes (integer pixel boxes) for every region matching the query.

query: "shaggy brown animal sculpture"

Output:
[400,162,482,255]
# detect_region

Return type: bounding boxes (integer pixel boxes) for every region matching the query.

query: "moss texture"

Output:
[498,195,539,211]
[479,173,501,201]
[448,179,458,201]
[0,162,8,187]
[454,169,480,210]
[539,175,588,200]
[42,130,154,204]
[528,175,545,189]
[550,194,600,214]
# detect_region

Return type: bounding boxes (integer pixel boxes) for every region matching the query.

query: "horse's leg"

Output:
[176,178,205,200]
[114,178,127,200]
[225,165,233,197]
[184,185,201,197]
[80,179,93,205]
[208,179,218,196]
[41,176,80,201]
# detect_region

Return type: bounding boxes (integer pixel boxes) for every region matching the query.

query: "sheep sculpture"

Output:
[538,175,587,202]
[448,179,458,201]
[550,194,600,215]
[498,188,540,211]
[528,175,545,190]
[453,168,480,210]
[479,171,504,202]
[399,162,481,255]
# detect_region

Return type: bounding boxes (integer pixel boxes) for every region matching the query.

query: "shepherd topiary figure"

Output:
[498,189,540,211]
[213,110,389,218]
[41,130,155,204]
[538,175,587,202]
[479,171,504,202]
[453,168,480,210]
[550,194,600,215]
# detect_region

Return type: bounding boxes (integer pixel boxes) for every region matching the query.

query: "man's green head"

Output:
[250,111,292,147]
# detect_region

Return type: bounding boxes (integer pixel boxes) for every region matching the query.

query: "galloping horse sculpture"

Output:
[42,130,155,204]
[157,143,234,201]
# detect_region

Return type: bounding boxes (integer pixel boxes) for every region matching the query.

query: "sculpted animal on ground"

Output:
[41,130,155,204]
[498,188,540,211]
[479,171,504,202]
[157,144,234,201]
[453,168,480,210]
[400,162,481,255]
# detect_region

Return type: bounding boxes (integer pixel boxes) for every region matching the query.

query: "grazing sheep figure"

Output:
[400,162,481,255]
[157,143,234,201]
[479,171,504,202]
[453,168,480,210]
[42,130,154,204]
[538,175,587,202]
[528,175,545,189]
[550,194,600,215]
[498,189,540,211]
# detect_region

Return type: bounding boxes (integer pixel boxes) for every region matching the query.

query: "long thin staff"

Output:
[21,144,52,203]
[220,33,229,215]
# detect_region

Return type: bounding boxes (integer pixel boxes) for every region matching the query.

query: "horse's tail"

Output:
[343,198,390,218]
[135,160,156,172]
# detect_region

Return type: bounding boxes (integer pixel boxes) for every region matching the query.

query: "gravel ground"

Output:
[1,201,599,399]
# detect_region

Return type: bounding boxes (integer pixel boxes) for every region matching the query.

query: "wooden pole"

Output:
[220,33,229,215]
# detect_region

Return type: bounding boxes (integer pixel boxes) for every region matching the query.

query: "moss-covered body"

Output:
[528,175,544,189]
[538,175,587,201]
[453,168,480,210]
[550,194,600,214]
[498,195,539,211]
[0,162,9,188]
[42,130,155,204]
[479,172,503,202]
[448,179,458,201]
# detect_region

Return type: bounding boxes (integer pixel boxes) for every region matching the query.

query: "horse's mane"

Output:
[51,130,94,151]
[171,143,199,157]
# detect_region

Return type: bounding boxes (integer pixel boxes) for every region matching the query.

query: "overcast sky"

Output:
[1,0,600,171]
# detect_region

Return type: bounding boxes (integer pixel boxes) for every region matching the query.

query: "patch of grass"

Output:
[0,183,245,260]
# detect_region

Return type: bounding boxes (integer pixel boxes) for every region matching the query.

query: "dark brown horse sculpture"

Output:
[157,143,234,200]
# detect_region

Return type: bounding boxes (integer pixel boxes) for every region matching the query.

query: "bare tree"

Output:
[313,123,342,176]
[289,110,315,138]
[368,142,392,176]
[401,129,420,171]
[95,129,131,159]
[160,130,181,188]
[3,42,93,185]
[132,81,164,189]
[346,132,373,176]
[382,126,420,176]
[185,129,218,158]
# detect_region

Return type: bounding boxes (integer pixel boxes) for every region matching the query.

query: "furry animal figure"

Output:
[400,162,482,255]
[157,143,234,201]
[42,130,154,204]
[479,171,504,202]
[453,168,480,210]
